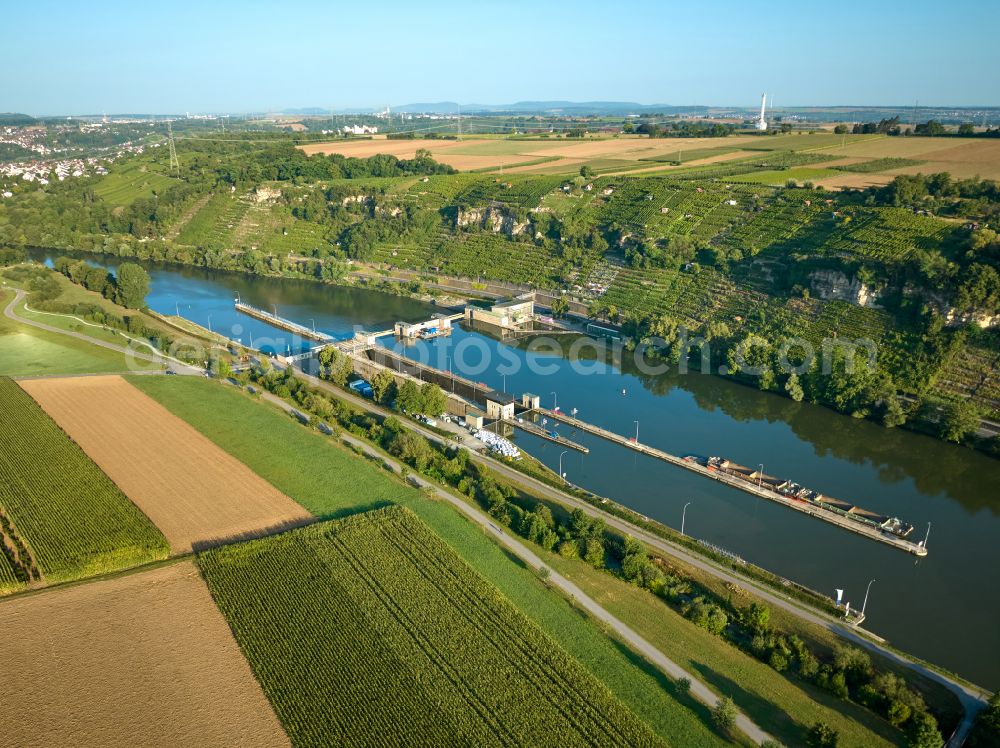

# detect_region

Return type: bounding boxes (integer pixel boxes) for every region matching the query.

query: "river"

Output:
[27,249,1000,687]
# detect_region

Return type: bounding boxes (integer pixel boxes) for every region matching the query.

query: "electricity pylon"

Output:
[167,121,179,174]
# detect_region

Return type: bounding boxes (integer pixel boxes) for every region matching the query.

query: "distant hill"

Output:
[0,113,38,126]
[391,101,709,116]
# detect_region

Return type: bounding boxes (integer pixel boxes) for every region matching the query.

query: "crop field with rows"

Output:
[435,233,566,287]
[405,173,500,209]
[816,208,957,263]
[601,266,735,324]
[717,195,827,257]
[0,378,168,584]
[932,341,1000,418]
[0,547,21,594]
[199,506,664,748]
[452,175,565,211]
[832,158,924,173]
[94,163,180,205]
[176,191,249,247]
[661,150,834,181]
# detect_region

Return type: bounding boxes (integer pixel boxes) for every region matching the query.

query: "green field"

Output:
[131,374,727,746]
[0,289,132,376]
[94,163,179,205]
[547,556,903,748]
[200,506,666,747]
[0,378,169,584]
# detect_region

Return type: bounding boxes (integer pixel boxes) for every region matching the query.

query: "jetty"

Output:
[533,407,928,557]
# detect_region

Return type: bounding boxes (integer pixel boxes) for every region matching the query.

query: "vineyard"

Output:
[593,178,756,239]
[601,265,735,325]
[932,340,1000,419]
[199,506,665,748]
[175,191,250,247]
[660,150,835,181]
[832,158,924,173]
[0,378,169,585]
[452,175,565,211]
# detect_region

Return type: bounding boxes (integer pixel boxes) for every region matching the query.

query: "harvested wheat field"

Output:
[19,375,311,552]
[0,560,290,748]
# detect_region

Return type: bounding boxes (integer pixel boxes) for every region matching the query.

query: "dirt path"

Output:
[290,364,990,746]
[20,376,313,553]
[0,560,290,747]
[253,384,773,745]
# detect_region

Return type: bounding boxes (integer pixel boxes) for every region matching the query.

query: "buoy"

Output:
[621,388,626,395]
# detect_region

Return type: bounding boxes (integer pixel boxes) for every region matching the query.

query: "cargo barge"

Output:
[685,455,915,539]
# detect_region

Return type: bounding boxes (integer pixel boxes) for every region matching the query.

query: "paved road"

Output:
[291,363,989,747]
[253,385,772,745]
[3,288,199,373]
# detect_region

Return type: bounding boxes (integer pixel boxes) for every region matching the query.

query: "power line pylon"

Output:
[166,121,179,174]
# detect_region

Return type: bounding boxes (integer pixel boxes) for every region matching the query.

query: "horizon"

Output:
[7,0,999,115]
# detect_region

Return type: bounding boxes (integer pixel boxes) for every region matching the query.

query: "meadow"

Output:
[199,506,667,748]
[0,378,169,584]
[131,374,728,745]
[0,288,132,376]
[92,161,180,205]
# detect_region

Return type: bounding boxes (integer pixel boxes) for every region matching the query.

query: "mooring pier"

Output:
[533,407,928,557]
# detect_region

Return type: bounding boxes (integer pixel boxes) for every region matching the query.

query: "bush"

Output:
[806,721,839,747]
[712,696,737,732]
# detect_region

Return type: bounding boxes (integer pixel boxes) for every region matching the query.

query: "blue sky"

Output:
[7,0,999,114]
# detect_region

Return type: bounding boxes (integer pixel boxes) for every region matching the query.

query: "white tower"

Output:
[755,93,768,131]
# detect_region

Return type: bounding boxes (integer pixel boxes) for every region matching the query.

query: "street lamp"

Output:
[309,318,316,333]
[559,450,568,482]
[861,578,876,618]
[634,420,639,442]
[207,314,212,333]
[757,464,764,489]
[681,501,692,536]
[551,391,557,410]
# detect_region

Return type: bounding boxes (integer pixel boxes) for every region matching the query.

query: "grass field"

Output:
[131,374,727,746]
[0,560,289,748]
[547,556,903,748]
[200,506,666,747]
[0,289,132,376]
[93,162,180,205]
[0,378,168,584]
[21,376,311,553]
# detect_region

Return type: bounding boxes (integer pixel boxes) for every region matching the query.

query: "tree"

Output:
[906,711,943,748]
[882,393,907,428]
[420,382,447,417]
[712,697,737,732]
[958,123,975,136]
[834,124,849,134]
[806,721,839,747]
[784,372,804,402]
[395,379,423,413]
[583,537,605,569]
[114,262,150,309]
[550,296,569,318]
[675,677,691,695]
[370,368,396,405]
[967,692,1000,748]
[746,602,771,634]
[939,399,980,443]
[579,165,595,179]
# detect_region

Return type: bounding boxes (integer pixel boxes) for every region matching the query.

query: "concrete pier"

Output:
[534,407,928,557]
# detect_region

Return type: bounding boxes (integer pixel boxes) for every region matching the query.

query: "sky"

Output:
[6,0,999,115]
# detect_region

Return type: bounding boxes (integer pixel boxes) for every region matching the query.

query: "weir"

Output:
[234,301,335,343]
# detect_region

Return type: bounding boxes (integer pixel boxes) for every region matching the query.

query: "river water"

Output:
[28,250,1000,687]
